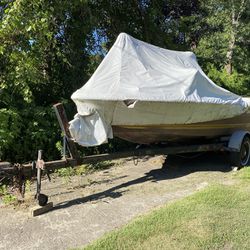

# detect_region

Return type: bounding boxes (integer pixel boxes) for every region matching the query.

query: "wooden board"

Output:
[30,202,53,217]
[53,103,80,162]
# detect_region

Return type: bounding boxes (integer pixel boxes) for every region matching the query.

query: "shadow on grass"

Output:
[51,152,232,212]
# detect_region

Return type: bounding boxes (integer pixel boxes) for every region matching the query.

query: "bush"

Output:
[0,109,22,161]
[0,106,61,162]
[205,64,250,96]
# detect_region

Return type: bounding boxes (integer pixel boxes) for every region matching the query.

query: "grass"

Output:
[83,167,250,250]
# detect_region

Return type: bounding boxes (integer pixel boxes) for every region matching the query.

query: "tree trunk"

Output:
[225,33,235,75]
[224,0,246,75]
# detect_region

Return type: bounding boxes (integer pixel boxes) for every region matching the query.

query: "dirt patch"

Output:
[0,152,234,250]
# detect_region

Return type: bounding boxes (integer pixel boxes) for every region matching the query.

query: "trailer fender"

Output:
[228,130,250,152]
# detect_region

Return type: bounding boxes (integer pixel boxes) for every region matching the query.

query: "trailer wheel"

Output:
[37,193,48,206]
[230,136,250,167]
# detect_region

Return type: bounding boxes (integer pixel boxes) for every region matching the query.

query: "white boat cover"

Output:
[69,33,248,146]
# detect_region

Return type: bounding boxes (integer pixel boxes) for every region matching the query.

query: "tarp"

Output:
[69,33,248,147]
[72,33,245,105]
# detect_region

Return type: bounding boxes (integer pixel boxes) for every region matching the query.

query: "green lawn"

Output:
[83,168,250,250]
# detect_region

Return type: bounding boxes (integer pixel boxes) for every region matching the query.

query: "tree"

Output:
[194,0,250,94]
[0,0,94,161]
[224,0,248,75]
[0,0,249,162]
[88,0,202,50]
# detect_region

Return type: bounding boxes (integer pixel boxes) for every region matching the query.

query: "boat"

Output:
[69,33,250,147]
[112,106,250,144]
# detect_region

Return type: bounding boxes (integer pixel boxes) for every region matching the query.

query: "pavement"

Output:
[0,152,234,250]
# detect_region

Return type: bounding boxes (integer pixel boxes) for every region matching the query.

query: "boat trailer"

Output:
[0,103,249,215]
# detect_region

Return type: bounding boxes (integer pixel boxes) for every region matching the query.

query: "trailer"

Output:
[1,103,249,212]
[53,103,250,168]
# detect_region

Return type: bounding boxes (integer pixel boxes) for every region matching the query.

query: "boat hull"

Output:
[112,112,250,144]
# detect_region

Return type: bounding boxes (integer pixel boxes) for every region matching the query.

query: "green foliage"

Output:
[0,184,17,205]
[0,184,7,195]
[88,161,115,172]
[2,193,17,205]
[206,64,250,96]
[75,165,89,176]
[195,0,250,93]
[55,160,114,184]
[25,179,31,193]
[91,0,202,51]
[56,161,114,177]
[56,167,75,178]
[0,109,21,160]
[0,0,249,163]
[0,105,61,162]
[56,167,75,184]
[0,0,92,162]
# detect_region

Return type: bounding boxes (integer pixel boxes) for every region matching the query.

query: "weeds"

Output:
[55,161,116,185]
[25,180,31,193]
[0,184,17,205]
[55,167,75,184]
[87,161,115,172]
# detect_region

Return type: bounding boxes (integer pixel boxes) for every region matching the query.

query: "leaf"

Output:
[26,26,32,32]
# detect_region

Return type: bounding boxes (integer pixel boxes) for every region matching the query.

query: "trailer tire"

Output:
[37,193,48,206]
[230,136,250,168]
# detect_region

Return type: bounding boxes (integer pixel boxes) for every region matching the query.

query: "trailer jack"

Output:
[31,150,53,216]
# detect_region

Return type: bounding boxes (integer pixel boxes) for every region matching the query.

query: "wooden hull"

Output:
[112,112,250,144]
